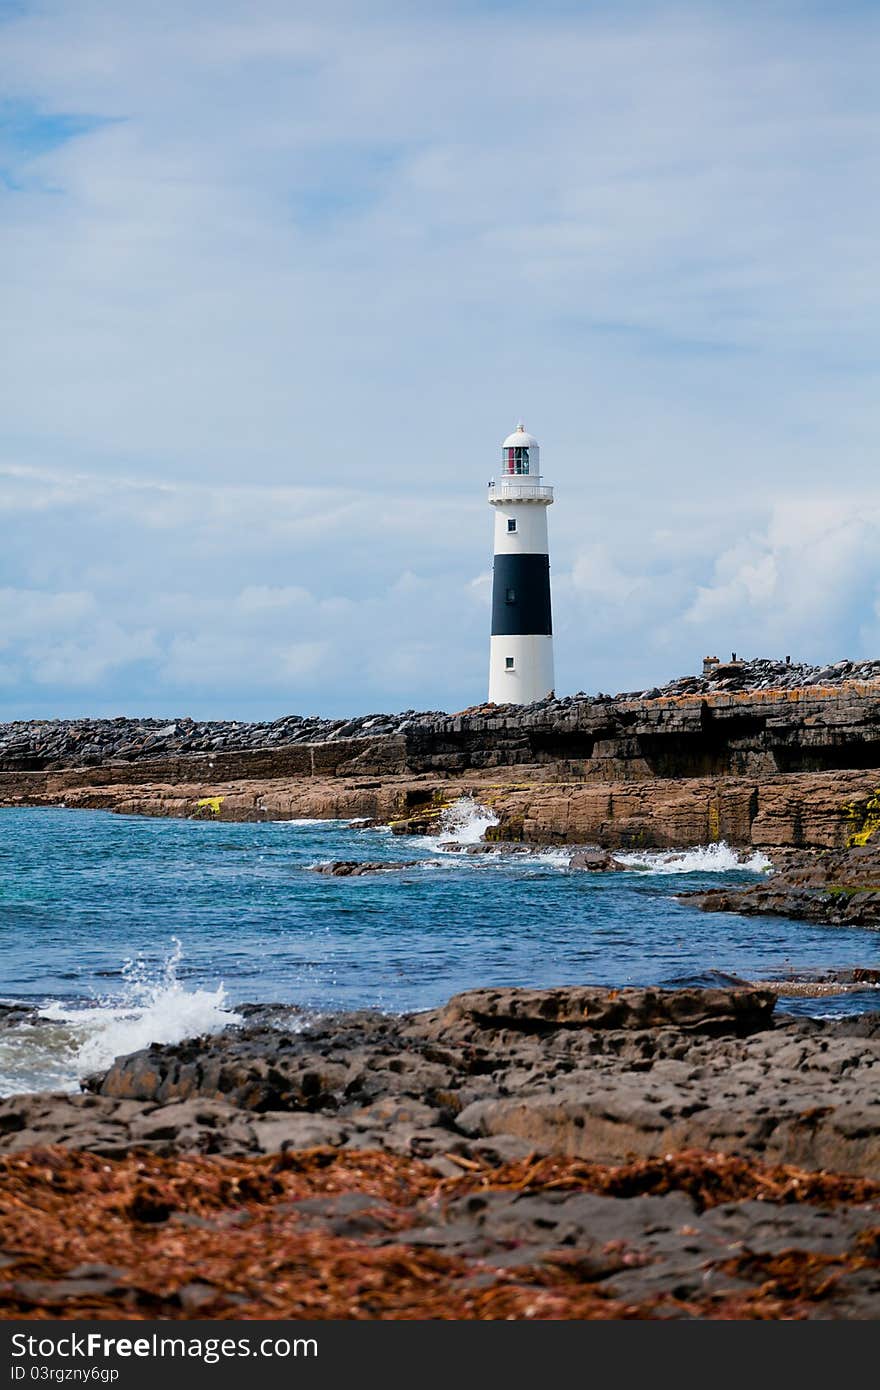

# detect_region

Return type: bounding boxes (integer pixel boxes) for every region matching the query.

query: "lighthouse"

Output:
[488,424,554,704]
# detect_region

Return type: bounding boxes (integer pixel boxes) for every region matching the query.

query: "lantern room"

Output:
[501,425,540,477]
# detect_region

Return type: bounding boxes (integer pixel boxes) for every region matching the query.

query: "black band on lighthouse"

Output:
[491,553,552,636]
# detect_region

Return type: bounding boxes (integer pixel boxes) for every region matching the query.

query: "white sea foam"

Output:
[614,842,772,875]
[426,796,500,849]
[0,939,239,1096]
[417,805,769,876]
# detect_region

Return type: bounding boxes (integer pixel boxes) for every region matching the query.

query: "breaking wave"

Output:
[614,842,772,875]
[0,939,239,1096]
[425,796,500,850]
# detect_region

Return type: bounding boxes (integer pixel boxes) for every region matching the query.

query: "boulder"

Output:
[311,860,423,876]
[426,985,777,1037]
[568,849,630,871]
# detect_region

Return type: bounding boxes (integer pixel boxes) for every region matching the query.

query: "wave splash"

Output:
[48,937,240,1077]
[614,842,772,875]
[428,796,500,848]
[414,806,767,876]
[0,939,240,1096]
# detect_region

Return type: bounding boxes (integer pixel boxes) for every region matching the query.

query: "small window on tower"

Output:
[505,656,515,670]
[507,518,517,533]
[505,587,516,604]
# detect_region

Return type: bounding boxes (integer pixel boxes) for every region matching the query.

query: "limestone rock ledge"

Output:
[4,766,880,852]
[4,680,880,851]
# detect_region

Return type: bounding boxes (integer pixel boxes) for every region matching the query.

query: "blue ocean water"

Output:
[1,802,878,1094]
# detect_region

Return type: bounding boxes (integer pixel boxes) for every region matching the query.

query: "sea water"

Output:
[1,801,878,1095]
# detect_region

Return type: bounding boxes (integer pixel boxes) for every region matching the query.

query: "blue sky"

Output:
[1,0,879,718]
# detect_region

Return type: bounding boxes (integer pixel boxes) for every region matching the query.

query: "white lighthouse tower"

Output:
[487,424,555,704]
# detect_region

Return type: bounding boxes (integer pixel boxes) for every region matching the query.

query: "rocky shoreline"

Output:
[5,985,877,1176]
[5,657,878,772]
[6,660,880,860]
[3,665,880,1315]
[2,984,879,1318]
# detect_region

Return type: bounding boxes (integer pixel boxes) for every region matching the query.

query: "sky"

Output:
[1,0,879,719]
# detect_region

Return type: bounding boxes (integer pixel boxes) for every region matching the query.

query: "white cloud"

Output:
[28,623,160,687]
[682,498,880,658]
[0,588,96,642]
[1,3,879,487]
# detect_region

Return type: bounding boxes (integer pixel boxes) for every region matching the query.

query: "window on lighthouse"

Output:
[503,447,530,476]
[507,518,517,533]
[505,656,515,670]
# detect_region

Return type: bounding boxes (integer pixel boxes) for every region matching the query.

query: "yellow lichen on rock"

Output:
[195,796,224,816]
[844,789,880,846]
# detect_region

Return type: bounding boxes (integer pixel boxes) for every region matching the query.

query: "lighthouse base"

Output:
[488,635,554,706]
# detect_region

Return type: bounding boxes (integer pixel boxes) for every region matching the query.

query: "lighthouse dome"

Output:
[502,425,539,450]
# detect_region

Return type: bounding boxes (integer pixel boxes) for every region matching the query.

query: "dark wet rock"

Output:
[434,841,624,866]
[568,849,631,871]
[311,860,424,876]
[435,844,630,869]
[0,1003,37,1030]
[687,842,880,927]
[435,841,534,855]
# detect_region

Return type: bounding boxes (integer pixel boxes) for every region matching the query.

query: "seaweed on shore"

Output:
[1,1146,877,1321]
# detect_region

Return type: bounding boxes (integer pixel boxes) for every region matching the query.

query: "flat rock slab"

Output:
[429,984,777,1034]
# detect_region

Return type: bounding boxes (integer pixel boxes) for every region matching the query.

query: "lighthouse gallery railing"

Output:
[487,481,554,503]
